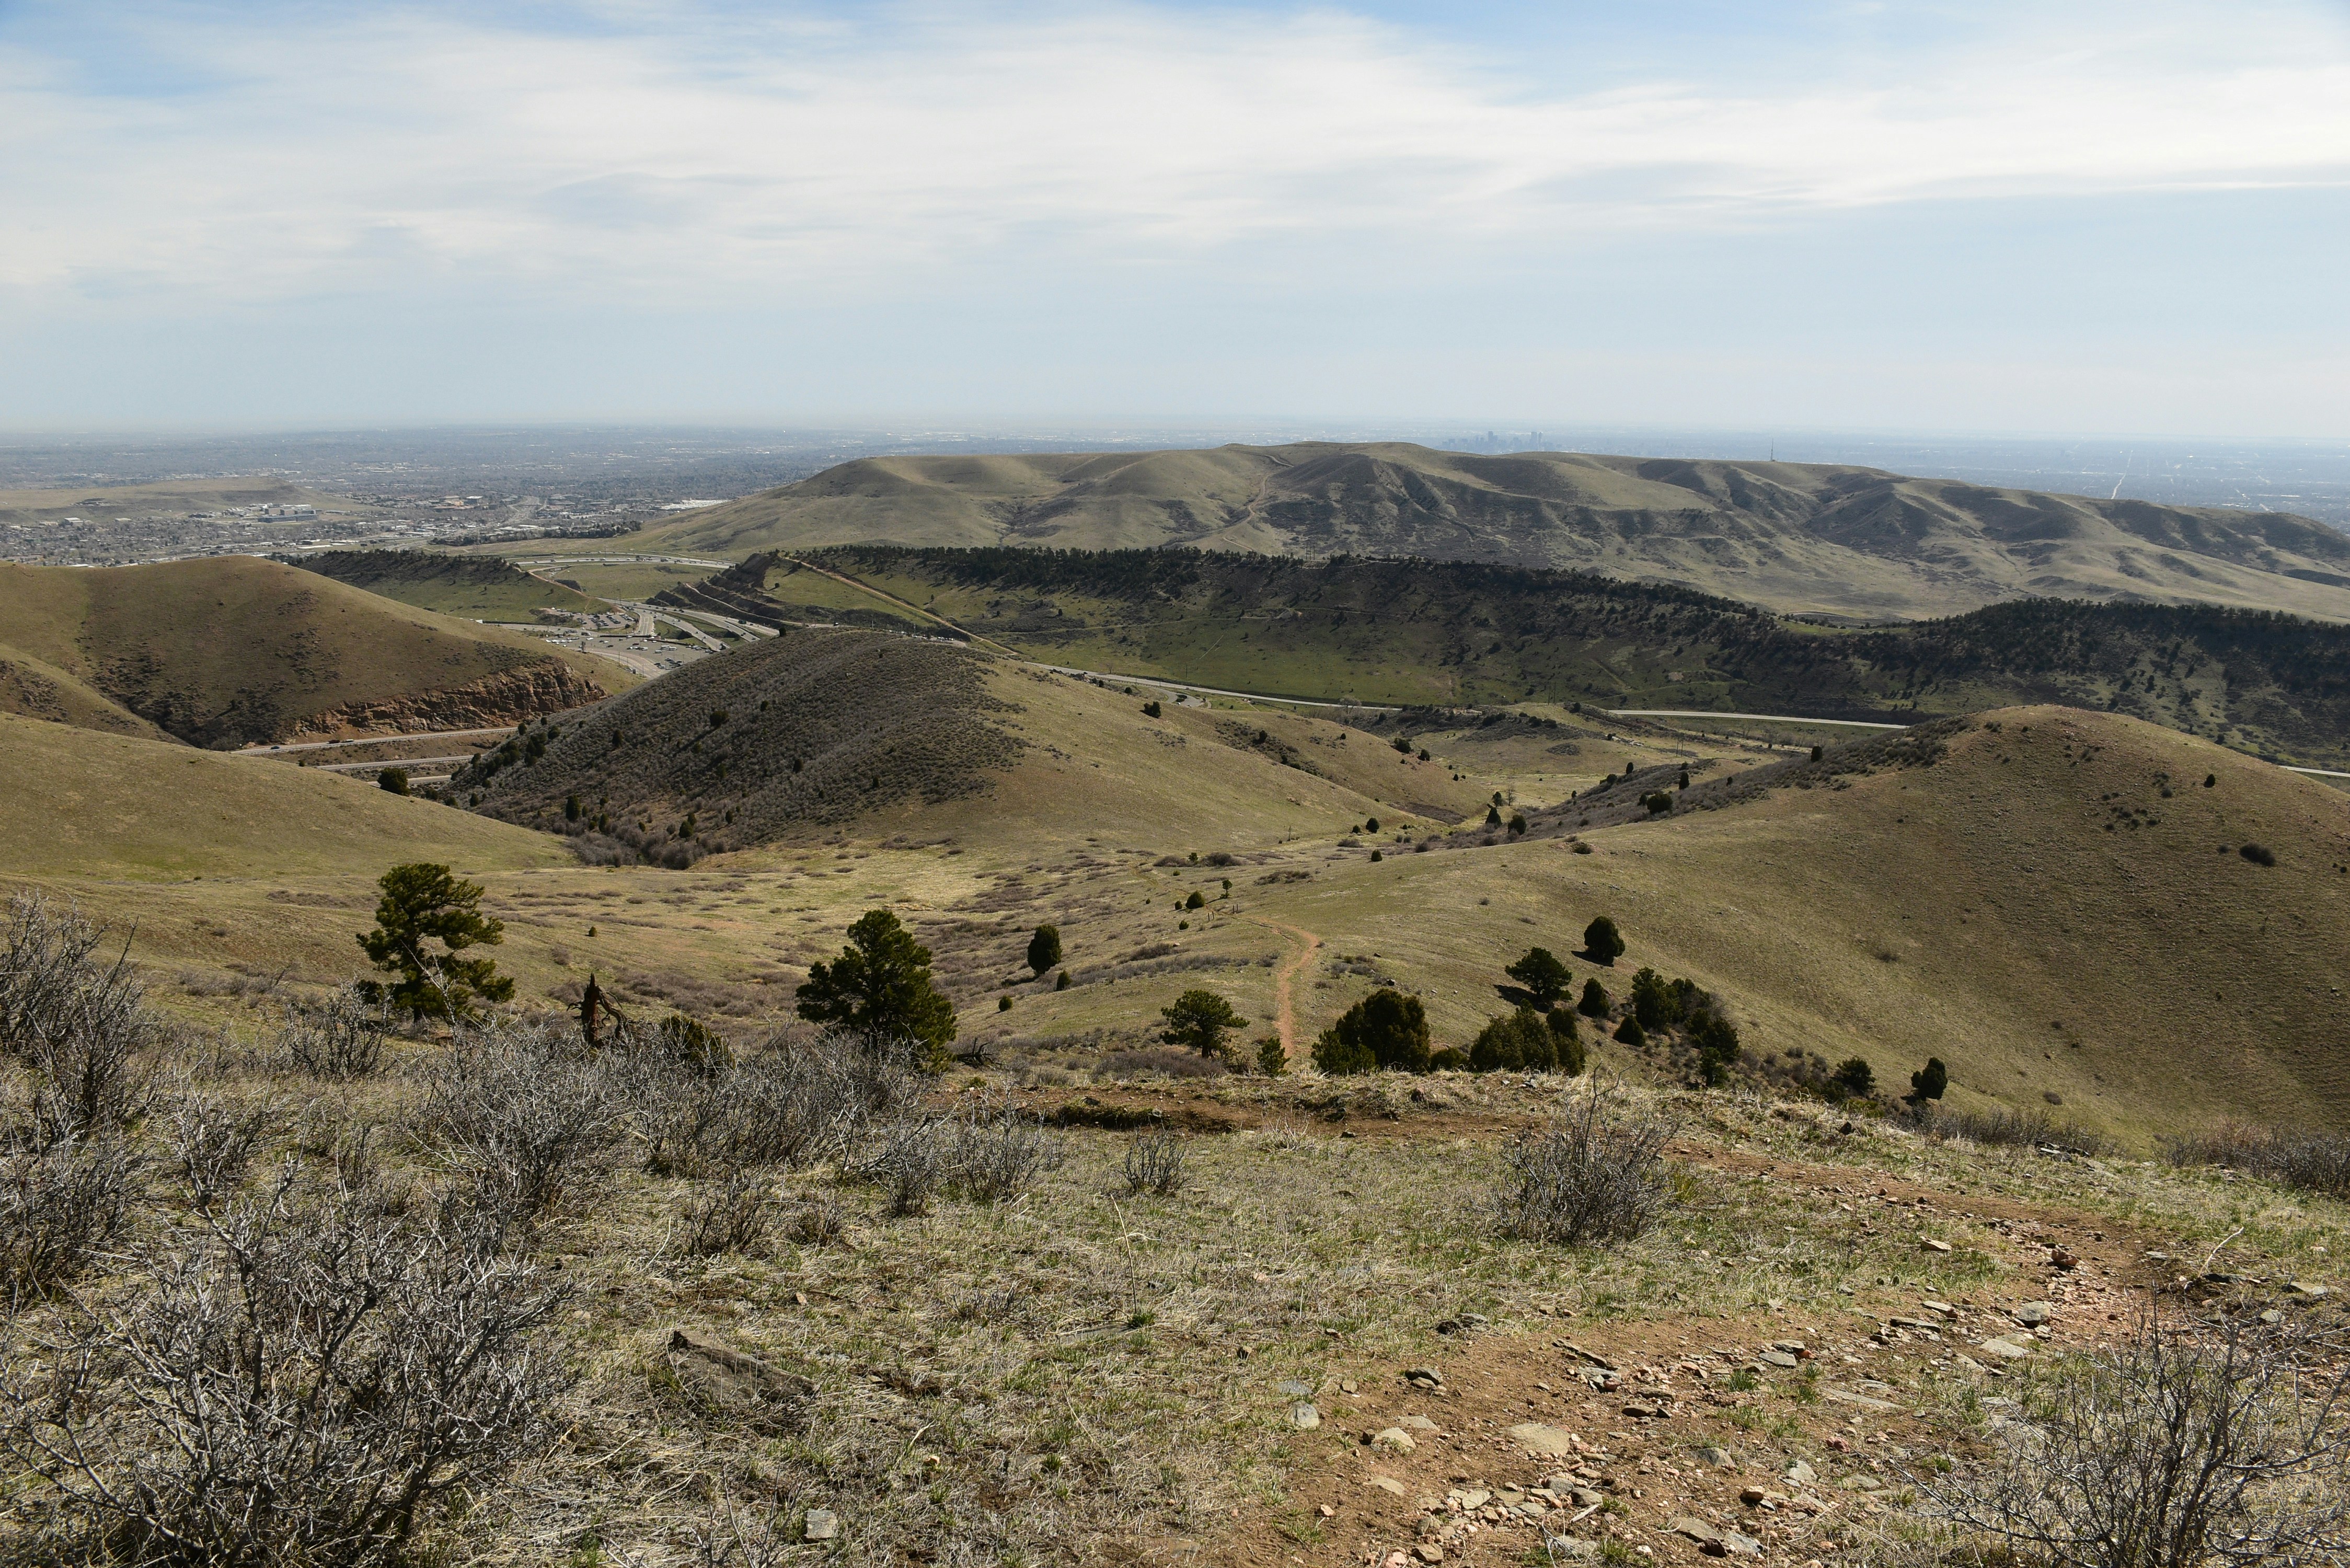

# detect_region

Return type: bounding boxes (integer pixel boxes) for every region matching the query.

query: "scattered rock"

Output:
[1921,1238,1953,1253]
[1978,1337,2034,1360]
[1457,1489,1492,1511]
[2290,1282,2331,1300]
[1824,1388,1895,1411]
[1544,1538,1600,1562]
[2261,1309,2287,1325]
[1399,1414,1440,1431]
[2013,1302,2053,1327]
[1841,1473,1885,1492]
[1693,1444,1736,1469]
[1366,1474,1409,1497]
[1759,1350,1800,1369]
[1293,1403,1321,1429]
[1669,1516,1724,1545]
[1784,1460,1816,1486]
[1277,1379,1314,1397]
[802,1508,840,1541]
[1373,1427,1417,1453]
[1716,1531,1765,1557]
[1406,1367,1445,1389]
[1505,1422,1578,1456]
[1622,1402,1667,1420]
[1920,1300,1956,1316]
[1413,1544,1444,1564]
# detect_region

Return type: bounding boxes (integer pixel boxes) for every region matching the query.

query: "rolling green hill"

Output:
[633,442,2350,621]
[0,711,571,881]
[0,556,636,748]
[285,549,608,618]
[706,547,2350,767]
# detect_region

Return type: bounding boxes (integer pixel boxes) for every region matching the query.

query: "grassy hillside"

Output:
[751,547,2350,766]
[0,556,637,746]
[455,629,1495,863]
[1212,706,2350,1138]
[0,712,567,881]
[285,549,608,618]
[635,441,2350,621]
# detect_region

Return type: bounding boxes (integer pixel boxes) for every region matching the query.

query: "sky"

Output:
[3,0,2347,436]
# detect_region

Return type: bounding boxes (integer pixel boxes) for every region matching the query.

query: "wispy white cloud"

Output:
[6,0,2347,307]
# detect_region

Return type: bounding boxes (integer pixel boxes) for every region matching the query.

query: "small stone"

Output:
[1545,1539,1600,1562]
[1572,1485,1605,1506]
[1341,1378,1360,1394]
[1622,1403,1665,1420]
[2261,1309,2287,1325]
[1457,1489,1492,1511]
[2291,1282,2331,1299]
[1694,1444,1736,1469]
[1373,1427,1417,1453]
[1505,1421,1577,1456]
[1720,1531,1765,1557]
[1784,1460,1817,1486]
[1400,1415,1440,1431]
[1759,1350,1800,1369]
[1921,1237,1952,1253]
[1277,1379,1314,1397]
[2013,1302,2053,1327]
[1317,1504,1337,1518]
[1413,1544,1445,1564]
[1669,1515,1724,1544]
[1366,1474,1410,1496]
[1920,1300,1956,1316]
[1841,1473,1885,1492]
[1406,1366,1445,1387]
[802,1509,840,1542]
[1824,1388,1895,1411]
[1978,1337,2034,1361]
[1293,1403,1321,1429]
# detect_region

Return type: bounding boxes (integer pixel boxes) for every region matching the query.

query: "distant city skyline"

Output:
[3,1,2345,436]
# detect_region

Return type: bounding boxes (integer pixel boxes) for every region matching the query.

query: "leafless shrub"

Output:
[278,986,390,1080]
[1914,1101,2120,1157]
[946,1092,1063,1203]
[1490,1083,1671,1246]
[1916,1313,2350,1567]
[672,1172,776,1258]
[2162,1123,2350,1201]
[0,892,111,1057]
[420,1023,620,1225]
[686,1498,793,1568]
[165,1089,280,1210]
[643,1030,919,1178]
[786,1194,846,1246]
[1122,1129,1189,1195]
[0,1175,571,1567]
[854,1119,948,1217]
[0,1132,141,1298]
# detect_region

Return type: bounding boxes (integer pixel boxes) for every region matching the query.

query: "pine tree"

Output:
[1027,924,1063,974]
[1161,989,1247,1056]
[1583,915,1626,966]
[1504,947,1571,1007]
[796,909,959,1068]
[355,863,512,1020]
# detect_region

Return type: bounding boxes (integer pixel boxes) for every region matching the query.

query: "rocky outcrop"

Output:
[284,659,608,740]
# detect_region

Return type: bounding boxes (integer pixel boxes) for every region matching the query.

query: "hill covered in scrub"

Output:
[284,549,607,618]
[0,556,632,747]
[768,547,2350,765]
[454,630,1030,863]
[633,441,2350,621]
